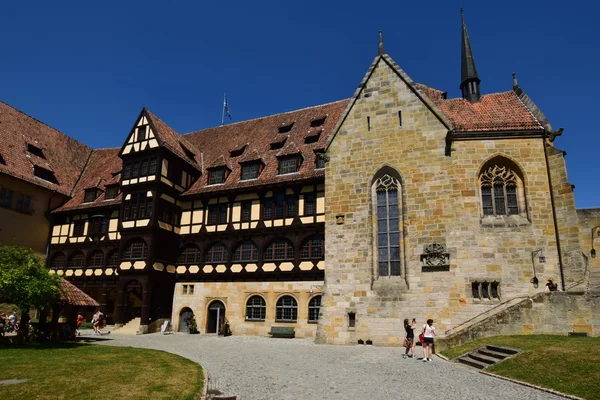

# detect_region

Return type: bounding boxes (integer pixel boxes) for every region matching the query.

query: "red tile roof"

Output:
[424,89,543,132]
[415,83,447,102]
[183,99,350,194]
[0,102,92,196]
[58,278,99,307]
[54,148,122,212]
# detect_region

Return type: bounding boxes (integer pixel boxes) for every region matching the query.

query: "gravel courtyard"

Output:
[93,333,566,400]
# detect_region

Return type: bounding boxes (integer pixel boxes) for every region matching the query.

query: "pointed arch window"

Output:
[375,174,401,277]
[480,165,519,216]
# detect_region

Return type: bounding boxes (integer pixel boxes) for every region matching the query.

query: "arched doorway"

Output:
[179,307,193,333]
[206,300,225,334]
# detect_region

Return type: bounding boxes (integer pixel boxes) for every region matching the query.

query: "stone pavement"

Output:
[91,332,566,400]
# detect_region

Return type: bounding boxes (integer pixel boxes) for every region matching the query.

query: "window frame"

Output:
[208,168,227,185]
[206,242,227,264]
[480,164,522,217]
[264,239,294,261]
[122,239,148,260]
[0,187,14,209]
[275,295,298,322]
[232,240,258,262]
[300,235,324,259]
[308,295,321,323]
[277,156,301,175]
[68,251,85,268]
[240,162,260,181]
[84,189,98,203]
[88,250,105,268]
[72,220,85,237]
[245,295,267,321]
[374,174,401,277]
[105,185,119,200]
[178,245,201,265]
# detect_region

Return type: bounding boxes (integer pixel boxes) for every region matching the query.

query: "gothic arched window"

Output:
[480,165,519,216]
[374,174,401,277]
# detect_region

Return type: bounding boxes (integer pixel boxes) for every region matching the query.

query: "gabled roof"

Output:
[0,101,92,196]
[184,99,349,194]
[54,148,122,212]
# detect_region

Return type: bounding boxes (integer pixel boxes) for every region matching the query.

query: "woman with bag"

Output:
[402,319,415,358]
[422,319,436,362]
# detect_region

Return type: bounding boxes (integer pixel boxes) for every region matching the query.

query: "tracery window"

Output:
[480,165,519,216]
[375,174,401,277]
[178,245,201,264]
[300,235,324,259]
[308,295,321,323]
[276,295,298,322]
[232,241,258,262]
[245,295,266,321]
[122,239,148,260]
[206,242,227,263]
[264,239,294,261]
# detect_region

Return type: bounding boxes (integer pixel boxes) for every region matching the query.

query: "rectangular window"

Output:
[105,186,119,200]
[27,144,45,159]
[278,157,299,175]
[316,153,326,169]
[33,166,58,184]
[123,164,132,179]
[140,160,149,176]
[274,191,285,219]
[493,185,506,215]
[84,189,97,203]
[398,110,402,127]
[208,204,227,225]
[241,163,259,181]
[15,194,33,214]
[209,168,226,185]
[241,201,252,222]
[148,159,157,175]
[348,312,356,328]
[138,125,147,141]
[506,186,518,215]
[183,285,188,295]
[304,193,315,216]
[263,200,273,220]
[0,188,13,208]
[73,220,85,237]
[285,195,296,218]
[189,285,194,295]
[131,162,140,178]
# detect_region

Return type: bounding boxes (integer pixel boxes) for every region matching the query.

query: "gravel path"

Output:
[90,332,566,400]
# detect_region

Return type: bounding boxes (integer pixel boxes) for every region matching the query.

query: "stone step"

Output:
[478,348,509,360]
[486,345,519,356]
[469,352,498,365]
[457,356,488,370]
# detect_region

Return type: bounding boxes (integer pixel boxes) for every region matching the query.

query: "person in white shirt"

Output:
[422,319,436,362]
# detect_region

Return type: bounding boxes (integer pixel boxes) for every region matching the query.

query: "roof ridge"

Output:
[0,101,92,152]
[182,99,350,136]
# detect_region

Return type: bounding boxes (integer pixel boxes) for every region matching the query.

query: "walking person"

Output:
[91,311,99,335]
[0,313,6,337]
[76,312,84,336]
[422,319,436,362]
[402,318,415,358]
[410,318,417,358]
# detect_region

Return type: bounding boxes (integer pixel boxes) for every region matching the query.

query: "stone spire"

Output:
[459,9,481,102]
[378,30,385,55]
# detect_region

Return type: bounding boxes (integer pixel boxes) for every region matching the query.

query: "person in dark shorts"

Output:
[403,318,415,358]
[422,319,436,362]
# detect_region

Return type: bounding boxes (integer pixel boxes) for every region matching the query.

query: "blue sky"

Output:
[1,0,598,208]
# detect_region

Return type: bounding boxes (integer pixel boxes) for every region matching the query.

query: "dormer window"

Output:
[33,166,58,184]
[270,137,287,150]
[0,153,5,165]
[315,151,326,169]
[229,144,247,158]
[180,144,196,161]
[241,162,261,181]
[105,185,119,200]
[208,168,227,185]
[278,123,294,134]
[27,144,46,159]
[278,156,301,175]
[137,125,148,141]
[310,116,326,128]
[84,189,99,203]
[305,129,322,144]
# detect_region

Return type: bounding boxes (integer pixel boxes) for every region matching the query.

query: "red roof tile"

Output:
[415,83,447,101]
[0,102,92,196]
[58,278,99,307]
[54,148,122,212]
[183,99,350,194]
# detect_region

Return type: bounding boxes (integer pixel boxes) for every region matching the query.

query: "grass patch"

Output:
[0,343,203,400]
[440,335,600,400]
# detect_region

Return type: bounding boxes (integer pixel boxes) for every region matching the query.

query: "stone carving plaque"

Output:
[420,243,450,272]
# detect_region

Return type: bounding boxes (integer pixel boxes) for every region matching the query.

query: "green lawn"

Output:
[440,335,600,400]
[0,343,203,400]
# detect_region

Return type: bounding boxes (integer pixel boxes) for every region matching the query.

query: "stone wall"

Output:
[172,280,324,338]
[316,54,583,345]
[577,208,600,292]
[439,292,600,350]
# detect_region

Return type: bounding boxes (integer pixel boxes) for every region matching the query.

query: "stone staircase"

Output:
[114,317,141,334]
[457,345,520,370]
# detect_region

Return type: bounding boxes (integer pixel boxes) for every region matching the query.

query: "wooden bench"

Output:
[268,326,295,338]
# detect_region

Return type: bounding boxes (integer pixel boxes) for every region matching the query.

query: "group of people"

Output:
[90,310,107,335]
[0,312,18,336]
[403,318,436,362]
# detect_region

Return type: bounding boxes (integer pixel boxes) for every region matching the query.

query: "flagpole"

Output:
[221,92,226,126]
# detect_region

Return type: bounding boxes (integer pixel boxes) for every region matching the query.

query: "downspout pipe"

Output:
[542,134,566,291]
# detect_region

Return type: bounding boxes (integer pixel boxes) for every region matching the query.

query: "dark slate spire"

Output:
[378,30,385,55]
[460,9,481,102]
